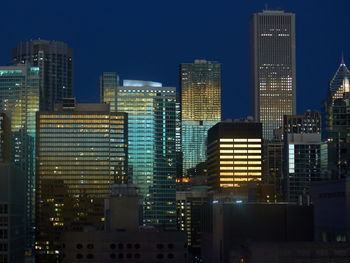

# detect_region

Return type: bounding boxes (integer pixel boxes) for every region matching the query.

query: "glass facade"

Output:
[99,72,119,112]
[0,64,40,251]
[250,10,296,140]
[12,39,74,111]
[35,104,127,258]
[180,60,221,175]
[115,86,176,226]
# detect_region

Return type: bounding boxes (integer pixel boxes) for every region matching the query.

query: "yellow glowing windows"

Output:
[248,150,261,154]
[234,178,248,181]
[220,150,233,153]
[220,183,234,187]
[234,155,247,159]
[248,172,261,176]
[234,161,247,165]
[234,167,247,170]
[248,144,261,148]
[248,167,261,170]
[248,161,261,165]
[248,155,261,159]
[220,138,234,142]
[220,178,233,181]
[234,172,247,176]
[220,172,233,176]
[220,167,233,170]
[220,161,233,164]
[220,155,233,159]
[234,150,247,153]
[220,144,233,148]
[234,139,247,142]
[234,144,247,148]
[248,138,261,142]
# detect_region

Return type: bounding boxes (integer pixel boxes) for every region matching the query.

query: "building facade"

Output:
[12,39,74,111]
[0,63,40,252]
[0,113,10,163]
[99,72,119,112]
[115,82,177,227]
[180,60,221,175]
[207,121,263,193]
[35,101,128,261]
[283,111,321,203]
[250,10,296,140]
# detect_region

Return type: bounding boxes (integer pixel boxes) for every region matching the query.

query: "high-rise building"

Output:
[99,72,119,112]
[0,63,40,252]
[114,81,176,227]
[321,59,350,178]
[0,113,10,163]
[250,10,296,140]
[35,100,128,261]
[283,111,321,203]
[12,39,74,111]
[207,121,263,193]
[180,59,221,175]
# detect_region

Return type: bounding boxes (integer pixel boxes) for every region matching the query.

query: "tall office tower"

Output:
[283,111,321,203]
[0,63,40,252]
[250,10,296,140]
[207,121,263,194]
[12,39,74,111]
[115,81,176,227]
[99,72,119,112]
[0,113,10,163]
[35,100,128,261]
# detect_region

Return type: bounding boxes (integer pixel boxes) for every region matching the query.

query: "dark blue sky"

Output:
[1,0,349,119]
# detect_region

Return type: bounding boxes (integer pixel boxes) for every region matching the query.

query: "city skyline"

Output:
[0,1,349,121]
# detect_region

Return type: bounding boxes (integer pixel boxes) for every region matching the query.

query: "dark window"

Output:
[110,243,116,249]
[118,253,124,259]
[157,253,164,259]
[118,243,124,249]
[134,243,140,249]
[157,244,164,249]
[127,243,132,249]
[134,253,141,259]
[168,253,174,259]
[127,253,132,259]
[87,244,94,249]
[76,254,83,259]
[168,243,174,249]
[87,254,94,259]
[110,253,116,259]
[76,244,83,249]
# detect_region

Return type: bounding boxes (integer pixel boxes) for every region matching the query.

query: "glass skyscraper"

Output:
[35,101,128,261]
[12,39,74,111]
[99,72,119,112]
[250,10,296,140]
[180,60,221,176]
[0,63,40,252]
[114,81,177,226]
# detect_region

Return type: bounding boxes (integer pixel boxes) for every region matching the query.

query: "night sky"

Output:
[1,0,350,120]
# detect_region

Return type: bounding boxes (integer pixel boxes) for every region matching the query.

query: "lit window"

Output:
[234,139,247,142]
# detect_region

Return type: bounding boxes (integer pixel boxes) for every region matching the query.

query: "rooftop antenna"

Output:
[341,50,345,66]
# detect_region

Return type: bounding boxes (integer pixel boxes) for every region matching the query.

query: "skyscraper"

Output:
[99,72,119,112]
[12,39,74,111]
[0,63,40,252]
[114,81,176,227]
[35,100,128,261]
[250,10,296,140]
[180,59,221,175]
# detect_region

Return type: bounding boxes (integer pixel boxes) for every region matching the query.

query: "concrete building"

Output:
[0,163,26,263]
[0,113,10,163]
[60,184,188,263]
[250,10,296,140]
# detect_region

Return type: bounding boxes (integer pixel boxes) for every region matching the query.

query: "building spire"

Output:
[341,50,345,66]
